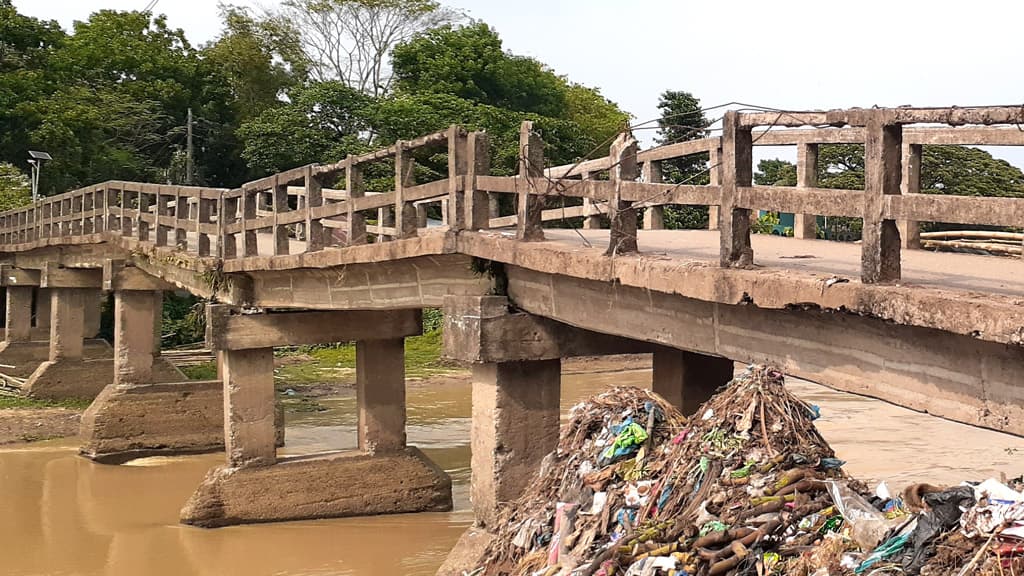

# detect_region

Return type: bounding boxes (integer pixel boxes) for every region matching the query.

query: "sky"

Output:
[12,0,1024,164]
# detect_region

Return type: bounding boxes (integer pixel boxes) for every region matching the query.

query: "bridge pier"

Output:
[652,346,734,416]
[471,359,560,528]
[181,306,450,528]
[443,294,666,527]
[80,288,222,462]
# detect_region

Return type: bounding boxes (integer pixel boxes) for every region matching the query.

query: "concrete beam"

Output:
[39,263,102,289]
[505,264,1024,437]
[0,265,40,287]
[443,295,654,363]
[103,259,175,291]
[206,305,422,351]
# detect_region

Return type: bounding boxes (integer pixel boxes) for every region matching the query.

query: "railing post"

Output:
[105,185,118,234]
[708,146,722,231]
[899,142,922,249]
[345,157,366,246]
[222,193,239,258]
[517,121,545,241]
[197,195,214,257]
[242,187,258,257]
[642,160,665,230]
[304,166,324,252]
[607,131,639,255]
[447,126,468,230]
[862,111,903,284]
[466,131,492,230]
[719,111,753,267]
[794,143,819,239]
[120,187,134,238]
[581,171,601,229]
[137,187,152,241]
[155,188,171,246]
[271,176,290,255]
[394,141,418,239]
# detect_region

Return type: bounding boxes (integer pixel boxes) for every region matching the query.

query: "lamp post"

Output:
[27,150,52,202]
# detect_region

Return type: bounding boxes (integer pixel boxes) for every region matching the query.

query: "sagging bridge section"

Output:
[0,106,1022,530]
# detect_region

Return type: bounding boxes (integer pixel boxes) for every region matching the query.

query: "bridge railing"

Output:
[0,106,1022,285]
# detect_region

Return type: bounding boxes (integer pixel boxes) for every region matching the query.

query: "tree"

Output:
[0,162,30,210]
[754,159,796,186]
[653,90,711,229]
[279,0,460,96]
[563,84,629,156]
[0,2,65,172]
[238,81,372,174]
[202,5,308,120]
[391,23,565,117]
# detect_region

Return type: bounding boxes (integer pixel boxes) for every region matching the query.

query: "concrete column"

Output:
[356,338,406,453]
[49,288,85,361]
[114,290,157,386]
[899,143,923,249]
[83,288,102,338]
[642,160,665,230]
[708,147,721,230]
[222,347,277,468]
[33,288,50,329]
[652,347,734,415]
[794,143,819,239]
[152,291,163,357]
[5,286,33,342]
[471,359,560,528]
[862,114,903,284]
[581,171,601,230]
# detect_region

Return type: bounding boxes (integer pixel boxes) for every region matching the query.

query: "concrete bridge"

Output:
[0,106,1022,531]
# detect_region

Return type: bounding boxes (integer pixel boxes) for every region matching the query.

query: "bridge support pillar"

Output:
[79,289,220,462]
[652,346,734,416]
[472,359,560,528]
[181,306,449,528]
[33,287,50,330]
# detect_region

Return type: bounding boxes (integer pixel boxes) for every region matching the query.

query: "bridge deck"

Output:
[538,229,1024,297]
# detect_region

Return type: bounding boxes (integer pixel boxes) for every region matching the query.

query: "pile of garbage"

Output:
[471,365,1024,576]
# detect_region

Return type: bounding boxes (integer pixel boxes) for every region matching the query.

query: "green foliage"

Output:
[0,162,30,210]
[0,395,91,410]
[751,212,780,235]
[202,5,308,120]
[754,159,797,186]
[239,81,372,173]
[663,206,709,230]
[656,90,710,186]
[161,292,205,347]
[921,145,1024,197]
[392,23,566,117]
[181,361,217,380]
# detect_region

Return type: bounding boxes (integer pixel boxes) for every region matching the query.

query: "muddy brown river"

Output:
[4,369,1024,576]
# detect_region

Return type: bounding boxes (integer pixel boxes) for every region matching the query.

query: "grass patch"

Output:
[180,362,218,381]
[0,396,92,410]
[275,331,456,386]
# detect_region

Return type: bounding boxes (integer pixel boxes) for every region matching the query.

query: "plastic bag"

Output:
[827,480,901,550]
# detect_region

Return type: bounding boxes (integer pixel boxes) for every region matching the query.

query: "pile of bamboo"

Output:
[921,231,1023,257]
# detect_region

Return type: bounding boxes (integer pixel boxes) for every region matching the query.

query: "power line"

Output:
[142,0,160,13]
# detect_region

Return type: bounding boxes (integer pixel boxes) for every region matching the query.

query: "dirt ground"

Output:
[0,408,81,445]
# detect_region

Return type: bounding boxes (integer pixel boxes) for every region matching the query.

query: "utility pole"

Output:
[186,107,194,185]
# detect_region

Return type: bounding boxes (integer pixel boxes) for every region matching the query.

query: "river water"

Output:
[4,368,1024,576]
